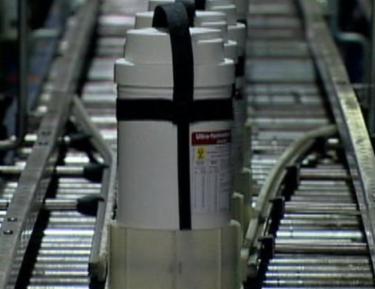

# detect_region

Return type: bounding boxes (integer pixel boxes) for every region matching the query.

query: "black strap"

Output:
[175,0,196,26]
[236,55,245,77]
[176,0,205,11]
[117,98,233,122]
[153,3,194,106]
[195,0,206,10]
[153,3,194,230]
[238,18,248,26]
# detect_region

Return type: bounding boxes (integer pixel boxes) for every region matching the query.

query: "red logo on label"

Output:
[192,130,231,145]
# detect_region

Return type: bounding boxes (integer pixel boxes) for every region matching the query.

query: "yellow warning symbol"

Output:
[197,147,207,160]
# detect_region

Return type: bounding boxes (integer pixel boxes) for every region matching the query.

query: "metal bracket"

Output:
[71,96,117,284]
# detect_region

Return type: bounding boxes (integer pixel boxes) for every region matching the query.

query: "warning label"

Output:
[196,147,207,160]
[191,130,232,214]
[192,130,231,146]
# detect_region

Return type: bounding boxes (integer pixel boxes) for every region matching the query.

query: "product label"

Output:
[191,130,232,213]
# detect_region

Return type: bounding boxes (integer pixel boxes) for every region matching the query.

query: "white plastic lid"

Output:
[135,11,154,29]
[135,10,226,30]
[196,20,238,62]
[228,22,246,54]
[115,27,234,88]
[224,40,238,63]
[195,11,226,24]
[199,20,227,40]
[124,27,223,64]
[205,0,249,21]
[205,3,237,25]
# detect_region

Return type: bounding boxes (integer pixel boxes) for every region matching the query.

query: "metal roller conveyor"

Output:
[0,149,102,288]
[245,0,375,288]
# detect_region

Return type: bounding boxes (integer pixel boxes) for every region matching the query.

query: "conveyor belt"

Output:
[0,146,105,288]
[0,150,100,288]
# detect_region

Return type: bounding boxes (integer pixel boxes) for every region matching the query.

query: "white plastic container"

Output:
[206,3,237,25]
[205,2,247,173]
[204,3,246,59]
[115,27,235,230]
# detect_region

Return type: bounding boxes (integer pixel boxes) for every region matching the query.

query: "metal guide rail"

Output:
[245,0,375,288]
[0,0,116,288]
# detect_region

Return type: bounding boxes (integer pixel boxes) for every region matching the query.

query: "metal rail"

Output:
[369,0,375,137]
[245,125,337,251]
[0,0,99,287]
[300,0,375,276]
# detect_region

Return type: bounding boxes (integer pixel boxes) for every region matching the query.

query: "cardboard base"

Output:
[109,223,242,289]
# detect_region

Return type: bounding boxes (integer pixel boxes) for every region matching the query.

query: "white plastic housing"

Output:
[115,28,235,230]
